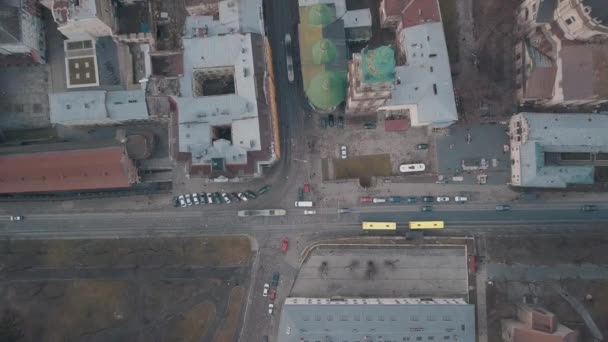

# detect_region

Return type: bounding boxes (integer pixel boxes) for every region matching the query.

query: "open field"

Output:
[0,236,253,342]
[333,154,391,180]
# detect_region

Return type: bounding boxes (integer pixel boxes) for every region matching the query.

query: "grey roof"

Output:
[0,2,21,44]
[583,0,608,26]
[172,32,261,166]
[536,0,557,23]
[383,22,457,127]
[511,112,608,188]
[184,0,263,36]
[49,90,148,125]
[277,297,475,342]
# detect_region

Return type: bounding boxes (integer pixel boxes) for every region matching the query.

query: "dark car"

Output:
[298,187,304,201]
[422,196,434,202]
[363,122,377,129]
[328,114,335,127]
[263,336,269,342]
[581,204,598,212]
[258,185,271,195]
[421,206,433,212]
[495,204,511,211]
[272,272,280,286]
[214,192,224,204]
[416,143,429,150]
[173,196,180,207]
[337,116,344,128]
[337,208,352,214]
[405,197,418,203]
[230,192,241,202]
[245,190,257,199]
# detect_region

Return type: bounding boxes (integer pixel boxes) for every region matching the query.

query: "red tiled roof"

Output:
[401,0,441,28]
[0,147,138,194]
[382,0,406,16]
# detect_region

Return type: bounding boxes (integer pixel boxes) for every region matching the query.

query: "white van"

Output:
[295,201,314,207]
[399,163,426,173]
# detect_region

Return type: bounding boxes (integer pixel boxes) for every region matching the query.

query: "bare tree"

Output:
[319,261,328,277]
[0,309,23,342]
[346,260,360,272]
[365,261,376,280]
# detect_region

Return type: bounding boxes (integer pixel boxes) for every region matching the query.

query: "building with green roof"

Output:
[346,46,396,114]
[306,71,347,111]
[307,4,336,26]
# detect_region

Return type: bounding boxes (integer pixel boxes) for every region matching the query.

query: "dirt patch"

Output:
[212,286,246,342]
[333,154,391,180]
[168,302,217,342]
[438,0,459,63]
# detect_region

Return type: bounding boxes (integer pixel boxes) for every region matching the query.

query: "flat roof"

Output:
[66,56,99,88]
[277,297,475,342]
[0,146,138,194]
[342,9,372,28]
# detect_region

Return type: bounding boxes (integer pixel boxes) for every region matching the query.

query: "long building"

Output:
[277,297,475,342]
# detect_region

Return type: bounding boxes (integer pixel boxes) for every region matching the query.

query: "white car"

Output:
[206,193,214,204]
[268,303,274,315]
[285,34,294,83]
[373,198,386,203]
[9,216,23,221]
[455,196,468,202]
[221,192,231,204]
[185,194,193,206]
[263,283,269,297]
[192,193,200,205]
[237,192,248,201]
[178,195,187,207]
[340,145,347,159]
[436,196,450,202]
[304,210,317,215]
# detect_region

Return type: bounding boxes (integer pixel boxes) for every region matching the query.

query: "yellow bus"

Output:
[362,222,397,230]
[409,221,445,229]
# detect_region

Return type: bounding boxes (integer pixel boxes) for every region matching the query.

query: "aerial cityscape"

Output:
[0,0,607,341]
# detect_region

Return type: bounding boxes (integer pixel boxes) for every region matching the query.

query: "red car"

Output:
[303,182,310,193]
[281,237,289,252]
[269,289,276,301]
[359,197,373,203]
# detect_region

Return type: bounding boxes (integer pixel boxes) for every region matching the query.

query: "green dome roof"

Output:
[362,46,396,83]
[312,39,337,64]
[308,4,335,26]
[306,71,347,111]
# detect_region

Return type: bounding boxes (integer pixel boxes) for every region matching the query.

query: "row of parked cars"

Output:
[359,195,469,204]
[174,185,271,207]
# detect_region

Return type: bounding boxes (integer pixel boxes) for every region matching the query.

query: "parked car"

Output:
[192,193,200,205]
[199,193,207,204]
[303,182,310,193]
[319,117,328,128]
[436,196,450,202]
[337,116,344,128]
[272,272,280,287]
[337,208,352,214]
[268,303,274,315]
[281,238,289,252]
[399,163,426,173]
[258,185,271,195]
[185,194,193,206]
[285,34,294,83]
[363,122,376,129]
[421,206,433,212]
[269,289,276,301]
[230,192,240,202]
[263,283,269,297]
[298,187,304,201]
[340,145,347,159]
[422,196,434,202]
[304,210,317,215]
[581,204,598,212]
[387,196,401,203]
[221,192,231,204]
[9,216,23,221]
[206,193,214,204]
[328,114,335,127]
[263,336,269,342]
[173,196,180,207]
[237,192,248,201]
[496,204,511,211]
[214,192,224,204]
[245,190,257,199]
[405,197,418,203]
[373,197,386,203]
[455,196,468,202]
[359,197,373,203]
[416,143,429,150]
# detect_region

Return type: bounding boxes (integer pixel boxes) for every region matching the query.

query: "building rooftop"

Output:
[560,44,608,101]
[342,9,372,28]
[49,90,148,125]
[401,0,441,29]
[361,46,395,83]
[583,0,608,26]
[382,0,406,17]
[0,146,138,194]
[536,0,557,23]
[510,112,608,188]
[524,41,556,99]
[52,0,98,24]
[0,2,21,44]
[184,0,263,35]
[386,21,457,127]
[277,297,475,342]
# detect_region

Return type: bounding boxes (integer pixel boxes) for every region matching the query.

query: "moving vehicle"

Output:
[436,196,450,202]
[221,192,231,204]
[373,197,386,203]
[258,185,272,195]
[281,238,289,252]
[304,210,316,215]
[268,303,274,315]
[454,196,468,202]
[272,272,280,286]
[362,222,397,230]
[409,221,444,229]
[495,204,511,211]
[340,145,347,159]
[9,216,23,221]
[178,195,187,207]
[337,116,344,128]
[237,192,248,201]
[581,204,598,212]
[337,208,352,214]
[294,201,313,207]
[303,182,310,193]
[363,122,376,129]
[328,114,335,127]
[285,34,294,83]
[185,194,193,206]
[416,143,429,150]
[263,283,269,297]
[399,163,426,173]
[420,206,433,212]
[359,197,373,203]
[192,193,200,205]
[422,196,434,202]
[237,209,287,217]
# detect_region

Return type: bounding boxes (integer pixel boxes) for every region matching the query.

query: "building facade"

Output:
[0,0,46,63]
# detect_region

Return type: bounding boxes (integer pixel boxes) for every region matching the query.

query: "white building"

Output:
[42,0,115,40]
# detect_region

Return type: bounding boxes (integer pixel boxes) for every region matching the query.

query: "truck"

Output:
[237,209,287,217]
[294,201,313,207]
[399,163,426,173]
